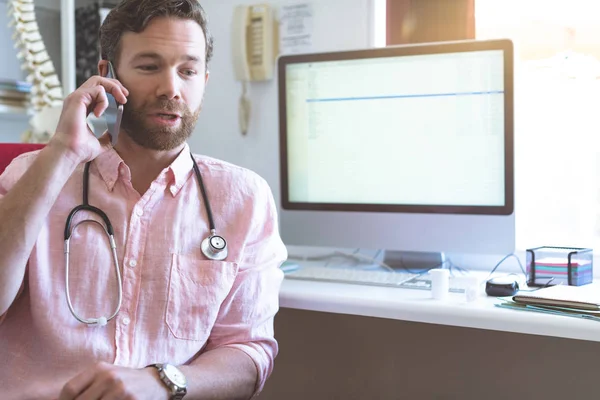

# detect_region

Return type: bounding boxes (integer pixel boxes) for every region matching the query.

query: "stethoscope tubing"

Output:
[63,152,227,326]
[64,219,122,325]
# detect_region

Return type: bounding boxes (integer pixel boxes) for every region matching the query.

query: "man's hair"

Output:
[99,0,214,67]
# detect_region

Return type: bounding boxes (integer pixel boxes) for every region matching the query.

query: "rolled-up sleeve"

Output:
[0,151,38,325]
[0,151,38,195]
[198,175,287,395]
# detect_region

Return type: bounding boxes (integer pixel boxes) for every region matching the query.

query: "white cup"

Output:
[430,268,450,300]
[463,276,480,302]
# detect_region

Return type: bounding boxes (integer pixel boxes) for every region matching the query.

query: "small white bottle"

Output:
[430,269,450,300]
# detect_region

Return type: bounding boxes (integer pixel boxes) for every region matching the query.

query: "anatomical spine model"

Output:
[7,0,64,143]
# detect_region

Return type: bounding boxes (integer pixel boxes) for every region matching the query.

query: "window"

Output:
[383,0,600,251]
[477,0,600,250]
[385,0,474,45]
[373,0,387,48]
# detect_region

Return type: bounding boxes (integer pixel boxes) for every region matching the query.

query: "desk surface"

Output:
[279,274,600,342]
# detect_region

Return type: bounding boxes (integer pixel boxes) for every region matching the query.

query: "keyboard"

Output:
[284,266,420,288]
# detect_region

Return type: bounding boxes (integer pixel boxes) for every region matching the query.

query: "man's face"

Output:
[115,17,208,151]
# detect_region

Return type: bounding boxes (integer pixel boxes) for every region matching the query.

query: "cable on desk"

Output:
[487,253,526,278]
[484,253,553,291]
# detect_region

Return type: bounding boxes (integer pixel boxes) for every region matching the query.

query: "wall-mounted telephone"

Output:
[231,4,277,135]
[232,4,276,82]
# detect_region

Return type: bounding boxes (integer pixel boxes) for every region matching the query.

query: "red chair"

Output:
[0,143,45,175]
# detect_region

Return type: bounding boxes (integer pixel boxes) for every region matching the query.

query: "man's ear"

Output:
[205,70,210,85]
[98,59,110,77]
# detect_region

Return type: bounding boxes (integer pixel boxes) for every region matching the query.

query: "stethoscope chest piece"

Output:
[201,230,228,261]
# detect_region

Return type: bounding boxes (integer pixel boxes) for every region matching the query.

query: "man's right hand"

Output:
[50,75,129,164]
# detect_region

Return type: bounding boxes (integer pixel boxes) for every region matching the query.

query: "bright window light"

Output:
[476,0,600,251]
[373,0,387,47]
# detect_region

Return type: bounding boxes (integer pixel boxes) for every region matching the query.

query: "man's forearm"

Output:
[180,347,258,400]
[0,143,79,315]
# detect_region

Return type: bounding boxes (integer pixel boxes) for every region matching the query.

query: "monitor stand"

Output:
[383,250,445,271]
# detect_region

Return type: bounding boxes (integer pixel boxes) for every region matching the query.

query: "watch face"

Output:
[163,364,187,388]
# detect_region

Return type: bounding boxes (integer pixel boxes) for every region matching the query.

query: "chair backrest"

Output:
[0,143,45,176]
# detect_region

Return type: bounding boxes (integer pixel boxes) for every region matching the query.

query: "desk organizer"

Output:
[526,246,593,286]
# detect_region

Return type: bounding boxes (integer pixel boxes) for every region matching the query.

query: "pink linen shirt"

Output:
[0,144,286,399]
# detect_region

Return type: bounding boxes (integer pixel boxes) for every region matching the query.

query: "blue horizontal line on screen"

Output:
[306,90,504,103]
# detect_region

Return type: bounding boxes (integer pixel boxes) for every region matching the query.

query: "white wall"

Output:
[190,0,374,202]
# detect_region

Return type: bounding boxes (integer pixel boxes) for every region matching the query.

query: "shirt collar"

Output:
[93,143,194,196]
[168,143,194,197]
[94,148,124,192]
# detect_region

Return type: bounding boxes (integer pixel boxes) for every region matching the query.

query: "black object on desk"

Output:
[485,276,519,296]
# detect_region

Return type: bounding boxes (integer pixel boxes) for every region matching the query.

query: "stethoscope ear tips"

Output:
[201,234,228,261]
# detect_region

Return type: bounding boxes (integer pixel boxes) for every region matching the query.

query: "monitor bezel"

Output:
[278,39,514,216]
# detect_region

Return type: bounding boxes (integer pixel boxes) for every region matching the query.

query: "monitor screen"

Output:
[278,39,514,255]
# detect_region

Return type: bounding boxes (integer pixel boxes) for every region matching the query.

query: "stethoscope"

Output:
[64,152,228,327]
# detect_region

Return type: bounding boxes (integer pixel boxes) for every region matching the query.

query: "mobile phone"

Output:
[104,61,123,146]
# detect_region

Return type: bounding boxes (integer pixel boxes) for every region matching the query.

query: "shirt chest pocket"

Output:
[166,255,238,341]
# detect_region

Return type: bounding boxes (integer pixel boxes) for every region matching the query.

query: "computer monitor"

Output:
[278,39,514,267]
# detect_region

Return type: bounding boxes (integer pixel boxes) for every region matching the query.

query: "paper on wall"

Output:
[279,2,313,55]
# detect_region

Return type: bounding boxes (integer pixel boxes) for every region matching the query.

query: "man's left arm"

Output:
[183,179,287,399]
[181,253,286,400]
[188,192,287,399]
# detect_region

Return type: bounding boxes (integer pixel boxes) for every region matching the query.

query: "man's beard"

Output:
[120,98,201,151]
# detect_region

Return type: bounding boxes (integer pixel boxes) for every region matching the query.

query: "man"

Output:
[0,1,286,399]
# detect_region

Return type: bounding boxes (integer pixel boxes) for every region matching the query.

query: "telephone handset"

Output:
[103,61,123,146]
[231,4,276,135]
[232,4,275,82]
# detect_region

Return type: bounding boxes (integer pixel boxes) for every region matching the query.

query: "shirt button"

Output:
[128,259,137,268]
[122,316,131,325]
[135,208,144,217]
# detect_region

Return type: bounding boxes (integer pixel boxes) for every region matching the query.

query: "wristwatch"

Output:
[148,363,187,400]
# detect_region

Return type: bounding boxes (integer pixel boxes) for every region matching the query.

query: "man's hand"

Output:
[58,362,169,400]
[50,75,129,166]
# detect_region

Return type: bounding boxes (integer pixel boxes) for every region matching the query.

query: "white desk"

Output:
[265,269,600,399]
[279,276,600,342]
